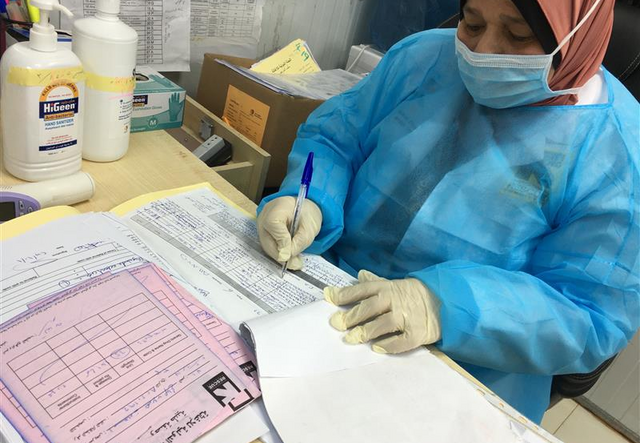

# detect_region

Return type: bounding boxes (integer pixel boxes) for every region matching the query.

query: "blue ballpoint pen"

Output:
[281,152,314,277]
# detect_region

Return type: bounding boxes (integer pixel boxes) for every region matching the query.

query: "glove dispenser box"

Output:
[131,67,186,133]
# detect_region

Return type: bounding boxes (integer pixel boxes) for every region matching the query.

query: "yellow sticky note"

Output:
[26,0,40,22]
[222,85,270,146]
[251,39,321,75]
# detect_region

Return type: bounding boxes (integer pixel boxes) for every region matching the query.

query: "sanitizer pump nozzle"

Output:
[28,0,73,52]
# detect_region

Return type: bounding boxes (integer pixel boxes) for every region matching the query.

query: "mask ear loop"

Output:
[544,0,602,93]
[550,0,603,58]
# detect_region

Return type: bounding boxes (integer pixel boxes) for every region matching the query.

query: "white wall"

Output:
[165,0,376,97]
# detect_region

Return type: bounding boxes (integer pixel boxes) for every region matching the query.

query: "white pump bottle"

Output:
[73,0,138,162]
[0,0,84,182]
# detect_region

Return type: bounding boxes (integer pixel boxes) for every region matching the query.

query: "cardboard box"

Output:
[196,54,323,188]
[132,67,186,133]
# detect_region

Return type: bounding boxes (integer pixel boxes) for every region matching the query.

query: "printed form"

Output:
[123,188,355,325]
[0,270,256,443]
[191,0,261,39]
[0,214,266,443]
[1,214,151,324]
[0,187,353,443]
[191,0,267,62]
[129,265,258,388]
[0,214,154,443]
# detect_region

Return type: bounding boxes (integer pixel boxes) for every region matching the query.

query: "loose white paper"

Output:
[258,352,527,443]
[241,301,389,378]
[243,311,565,443]
[62,0,191,71]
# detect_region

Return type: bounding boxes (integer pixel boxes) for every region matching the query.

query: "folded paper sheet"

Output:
[243,301,562,443]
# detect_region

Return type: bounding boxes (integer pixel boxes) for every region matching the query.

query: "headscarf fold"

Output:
[535,0,614,105]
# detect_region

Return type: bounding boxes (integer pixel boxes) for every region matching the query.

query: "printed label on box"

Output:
[222,85,270,146]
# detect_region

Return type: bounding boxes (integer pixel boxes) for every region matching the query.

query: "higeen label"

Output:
[39,80,80,152]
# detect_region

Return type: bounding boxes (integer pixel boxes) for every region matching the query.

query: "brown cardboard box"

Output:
[196,54,323,189]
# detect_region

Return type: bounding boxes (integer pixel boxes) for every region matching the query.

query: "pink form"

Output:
[0,381,47,443]
[0,264,260,443]
[0,271,256,443]
[150,268,259,383]
[128,265,259,390]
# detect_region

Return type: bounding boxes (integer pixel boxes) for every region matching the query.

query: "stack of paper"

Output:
[215,38,363,101]
[1,184,563,443]
[0,185,357,443]
[0,210,270,443]
[218,59,362,101]
[0,264,260,443]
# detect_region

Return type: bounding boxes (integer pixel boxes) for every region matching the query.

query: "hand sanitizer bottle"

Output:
[73,0,138,162]
[1,0,84,182]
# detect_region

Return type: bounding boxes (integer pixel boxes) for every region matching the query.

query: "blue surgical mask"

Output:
[455,0,601,109]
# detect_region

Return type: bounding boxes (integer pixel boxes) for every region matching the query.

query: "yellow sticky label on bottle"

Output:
[86,72,136,93]
[8,66,86,87]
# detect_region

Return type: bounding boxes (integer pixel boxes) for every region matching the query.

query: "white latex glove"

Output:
[324,270,442,354]
[257,196,323,270]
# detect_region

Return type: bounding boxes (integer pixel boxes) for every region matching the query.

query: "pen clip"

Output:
[301,152,314,188]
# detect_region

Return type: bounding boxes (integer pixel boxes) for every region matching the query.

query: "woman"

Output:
[257,0,639,423]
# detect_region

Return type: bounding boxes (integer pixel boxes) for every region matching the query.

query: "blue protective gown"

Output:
[258,29,640,423]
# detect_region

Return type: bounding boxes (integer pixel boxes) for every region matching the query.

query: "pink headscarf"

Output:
[537,0,615,105]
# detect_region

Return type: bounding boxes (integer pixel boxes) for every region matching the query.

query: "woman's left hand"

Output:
[324,270,442,354]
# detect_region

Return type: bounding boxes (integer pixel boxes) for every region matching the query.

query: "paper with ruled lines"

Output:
[0,270,258,443]
[0,214,266,443]
[123,187,355,326]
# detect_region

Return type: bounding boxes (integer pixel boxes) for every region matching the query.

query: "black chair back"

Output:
[603,0,640,100]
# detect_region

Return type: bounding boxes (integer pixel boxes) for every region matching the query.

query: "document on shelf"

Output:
[250,39,321,75]
[216,59,362,100]
[122,188,355,326]
[0,270,257,443]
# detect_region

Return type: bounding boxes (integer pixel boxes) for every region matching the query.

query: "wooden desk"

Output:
[0,130,257,216]
[0,128,551,442]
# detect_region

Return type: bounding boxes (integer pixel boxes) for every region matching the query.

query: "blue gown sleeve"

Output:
[257,33,441,254]
[411,140,640,376]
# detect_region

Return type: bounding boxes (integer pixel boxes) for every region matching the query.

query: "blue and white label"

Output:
[39,81,80,153]
[39,98,79,119]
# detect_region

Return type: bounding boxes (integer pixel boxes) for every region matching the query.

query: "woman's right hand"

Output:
[257,197,323,270]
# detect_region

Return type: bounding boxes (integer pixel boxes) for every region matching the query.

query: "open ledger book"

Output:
[1,184,561,443]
